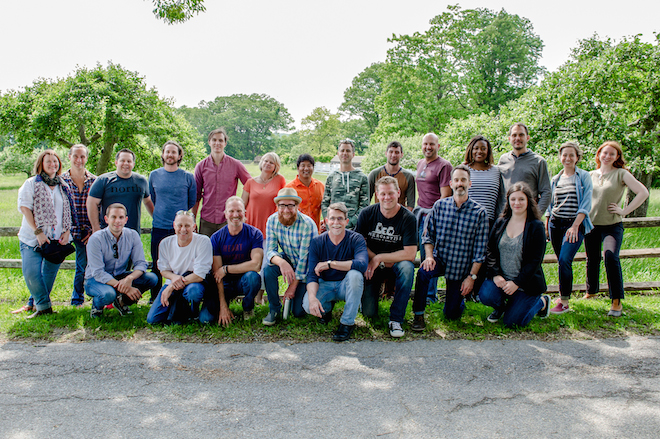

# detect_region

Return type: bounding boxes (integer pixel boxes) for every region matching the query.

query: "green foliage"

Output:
[152,0,206,24]
[179,93,294,161]
[0,147,37,177]
[373,5,544,138]
[0,62,205,175]
[299,107,342,155]
[362,134,424,173]
[339,62,384,135]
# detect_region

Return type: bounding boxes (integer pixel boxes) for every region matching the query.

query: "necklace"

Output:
[385,165,402,177]
[256,174,274,188]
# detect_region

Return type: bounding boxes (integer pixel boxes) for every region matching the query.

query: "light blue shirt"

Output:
[85,227,148,284]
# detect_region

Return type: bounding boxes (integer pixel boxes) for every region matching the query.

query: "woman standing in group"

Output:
[13,150,73,317]
[546,142,593,314]
[479,182,550,328]
[242,152,286,236]
[463,135,505,227]
[585,141,648,316]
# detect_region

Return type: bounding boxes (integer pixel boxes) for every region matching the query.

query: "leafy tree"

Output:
[374,5,544,138]
[0,62,204,175]
[152,0,206,24]
[299,107,342,155]
[339,63,384,135]
[179,94,294,160]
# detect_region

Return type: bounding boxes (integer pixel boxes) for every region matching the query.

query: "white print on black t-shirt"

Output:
[368,222,401,243]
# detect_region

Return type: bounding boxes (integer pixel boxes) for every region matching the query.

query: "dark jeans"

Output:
[585,223,624,300]
[412,258,466,321]
[549,216,585,299]
[361,260,414,323]
[417,211,438,300]
[150,227,176,301]
[70,239,88,305]
[147,272,205,324]
[479,279,544,328]
[199,271,261,324]
[263,258,306,318]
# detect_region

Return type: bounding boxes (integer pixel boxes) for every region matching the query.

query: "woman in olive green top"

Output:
[585,141,649,316]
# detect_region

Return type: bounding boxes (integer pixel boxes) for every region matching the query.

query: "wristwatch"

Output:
[469,273,478,280]
[327,260,332,270]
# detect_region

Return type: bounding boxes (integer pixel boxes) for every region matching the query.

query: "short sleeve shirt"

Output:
[416,157,452,209]
[355,204,417,254]
[210,224,263,265]
[89,172,149,232]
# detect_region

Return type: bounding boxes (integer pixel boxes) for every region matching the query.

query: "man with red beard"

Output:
[261,188,318,326]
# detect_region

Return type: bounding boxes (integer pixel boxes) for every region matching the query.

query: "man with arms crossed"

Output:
[285,154,325,230]
[411,165,489,331]
[87,148,153,234]
[60,144,96,306]
[147,211,212,325]
[148,140,196,303]
[368,141,416,210]
[304,202,368,342]
[498,123,551,214]
[85,203,158,318]
[321,139,369,230]
[262,188,318,326]
[356,176,417,338]
[193,128,251,237]
[199,197,263,326]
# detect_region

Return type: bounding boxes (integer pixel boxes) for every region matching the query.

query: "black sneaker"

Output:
[113,294,132,316]
[487,309,504,323]
[332,323,355,342]
[411,315,426,332]
[537,294,551,319]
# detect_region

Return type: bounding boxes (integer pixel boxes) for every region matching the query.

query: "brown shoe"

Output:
[26,307,54,319]
[411,315,426,332]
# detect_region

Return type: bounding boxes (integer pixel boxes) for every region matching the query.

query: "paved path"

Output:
[1,337,659,438]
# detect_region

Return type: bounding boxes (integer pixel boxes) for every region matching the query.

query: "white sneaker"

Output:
[388,321,405,338]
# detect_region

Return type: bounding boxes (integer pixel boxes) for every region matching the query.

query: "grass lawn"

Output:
[1,172,660,342]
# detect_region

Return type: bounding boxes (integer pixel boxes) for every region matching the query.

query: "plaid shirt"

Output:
[422,196,488,280]
[61,169,96,241]
[265,211,318,281]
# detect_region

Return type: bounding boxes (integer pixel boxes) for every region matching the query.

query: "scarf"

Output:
[33,175,72,238]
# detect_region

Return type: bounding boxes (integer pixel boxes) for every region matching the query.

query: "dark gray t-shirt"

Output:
[499,232,523,280]
[89,172,149,232]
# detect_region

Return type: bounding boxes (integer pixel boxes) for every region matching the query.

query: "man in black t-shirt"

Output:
[356,176,417,338]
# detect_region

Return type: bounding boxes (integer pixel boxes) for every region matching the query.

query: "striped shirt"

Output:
[422,196,489,280]
[60,169,96,241]
[265,211,318,281]
[467,165,505,222]
[551,174,579,219]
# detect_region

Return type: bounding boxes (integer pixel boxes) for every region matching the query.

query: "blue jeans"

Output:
[585,223,624,300]
[263,260,306,318]
[479,278,544,328]
[150,227,176,301]
[417,212,439,301]
[70,239,88,305]
[20,242,61,311]
[84,272,158,310]
[147,281,205,324]
[199,271,261,324]
[302,270,364,325]
[549,217,585,299]
[362,260,414,323]
[412,258,466,321]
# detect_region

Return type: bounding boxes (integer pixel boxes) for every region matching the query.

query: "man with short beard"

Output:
[411,165,489,330]
[368,141,416,210]
[261,188,318,326]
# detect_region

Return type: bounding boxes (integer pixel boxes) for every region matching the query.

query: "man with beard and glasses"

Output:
[368,141,416,211]
[411,165,489,330]
[261,188,318,326]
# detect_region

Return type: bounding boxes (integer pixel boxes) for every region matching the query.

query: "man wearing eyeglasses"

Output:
[261,188,318,326]
[147,140,196,303]
[146,211,211,325]
[303,202,368,342]
[320,139,369,231]
[84,203,158,318]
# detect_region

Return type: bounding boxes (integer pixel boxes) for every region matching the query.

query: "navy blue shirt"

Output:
[306,230,368,284]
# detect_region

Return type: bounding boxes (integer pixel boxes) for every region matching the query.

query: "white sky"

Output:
[1,0,658,129]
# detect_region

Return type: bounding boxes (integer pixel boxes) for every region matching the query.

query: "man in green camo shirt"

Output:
[321,139,369,231]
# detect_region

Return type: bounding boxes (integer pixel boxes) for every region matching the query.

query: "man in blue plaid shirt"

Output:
[411,164,489,331]
[262,188,318,326]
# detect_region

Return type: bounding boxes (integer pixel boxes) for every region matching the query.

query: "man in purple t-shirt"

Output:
[193,128,251,237]
[415,133,452,303]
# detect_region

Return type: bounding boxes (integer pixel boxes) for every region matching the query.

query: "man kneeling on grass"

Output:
[84,203,158,318]
[303,202,368,342]
[147,211,212,325]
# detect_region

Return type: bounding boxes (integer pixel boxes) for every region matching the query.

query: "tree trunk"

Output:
[626,169,653,218]
[95,139,116,175]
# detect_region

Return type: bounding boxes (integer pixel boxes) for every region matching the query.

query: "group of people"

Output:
[13,124,648,341]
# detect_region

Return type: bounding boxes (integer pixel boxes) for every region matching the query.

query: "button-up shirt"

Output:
[194,155,251,224]
[285,176,325,229]
[85,226,148,284]
[265,211,318,281]
[60,169,96,241]
[422,196,488,280]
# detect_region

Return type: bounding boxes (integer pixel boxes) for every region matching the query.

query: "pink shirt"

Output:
[194,155,251,224]
[416,157,452,209]
[244,174,287,235]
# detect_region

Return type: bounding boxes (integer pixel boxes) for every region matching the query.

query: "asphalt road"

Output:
[1,337,659,438]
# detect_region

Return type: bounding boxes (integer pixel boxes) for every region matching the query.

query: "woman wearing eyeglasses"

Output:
[13,150,73,318]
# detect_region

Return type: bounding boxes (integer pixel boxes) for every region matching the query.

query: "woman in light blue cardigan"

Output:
[546,142,593,314]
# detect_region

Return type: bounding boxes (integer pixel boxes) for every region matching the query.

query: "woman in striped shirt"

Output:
[463,136,505,228]
[546,142,593,314]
